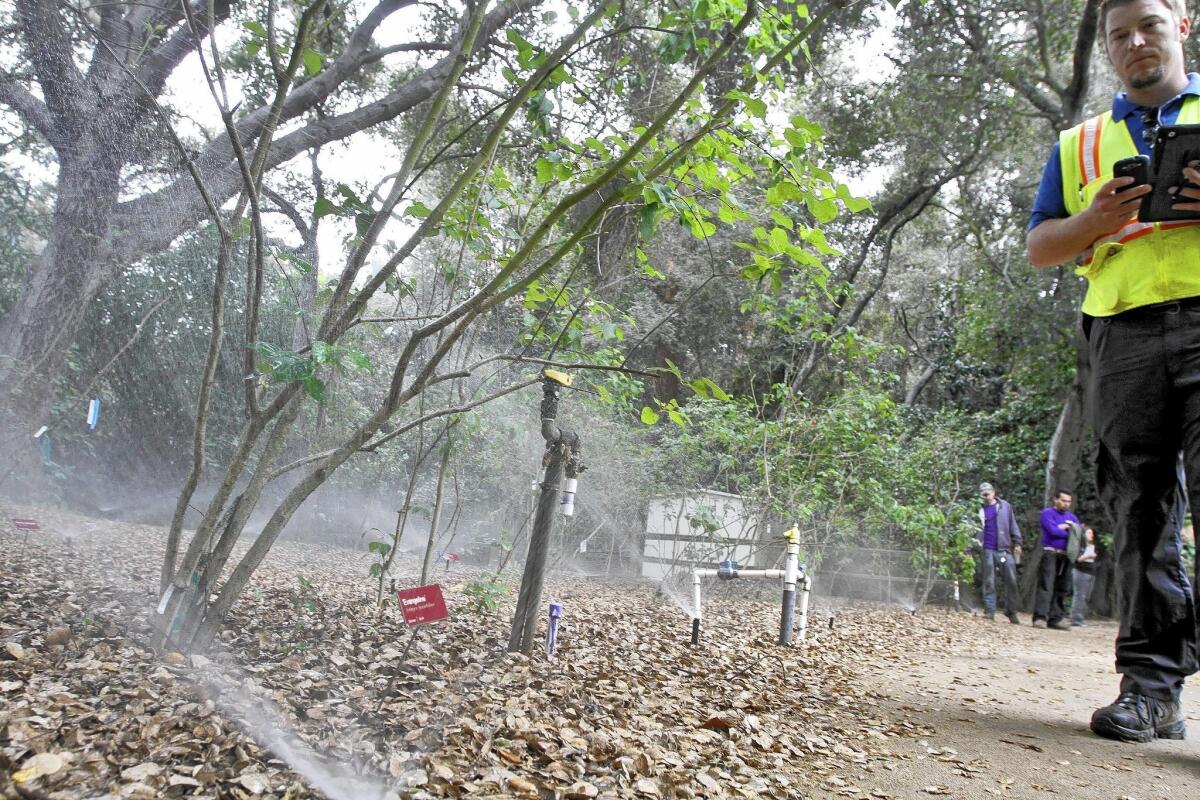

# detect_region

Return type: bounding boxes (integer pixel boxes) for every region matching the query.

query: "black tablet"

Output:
[1141,124,1200,222]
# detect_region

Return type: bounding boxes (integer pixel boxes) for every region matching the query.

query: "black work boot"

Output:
[1006,612,1020,625]
[1090,692,1186,742]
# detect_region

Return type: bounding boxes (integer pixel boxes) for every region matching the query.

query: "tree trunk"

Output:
[419,443,453,585]
[1044,329,1090,506]
[0,150,123,470]
[508,442,566,654]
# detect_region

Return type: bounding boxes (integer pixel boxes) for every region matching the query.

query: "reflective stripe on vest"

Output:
[1078,114,1105,186]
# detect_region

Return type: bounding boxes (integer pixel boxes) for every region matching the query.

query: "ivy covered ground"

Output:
[2,505,1194,799]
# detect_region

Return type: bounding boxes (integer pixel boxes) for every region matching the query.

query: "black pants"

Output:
[1034,549,1072,624]
[1090,301,1200,702]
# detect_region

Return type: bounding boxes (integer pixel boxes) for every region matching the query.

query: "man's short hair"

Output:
[1100,0,1189,38]
[1055,489,1073,498]
[979,482,995,494]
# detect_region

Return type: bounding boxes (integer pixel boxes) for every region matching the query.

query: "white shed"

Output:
[641,490,766,581]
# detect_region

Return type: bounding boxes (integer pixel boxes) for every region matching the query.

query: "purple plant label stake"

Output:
[547,602,563,657]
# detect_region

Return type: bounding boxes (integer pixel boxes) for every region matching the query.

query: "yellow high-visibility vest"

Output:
[1060,96,1200,316]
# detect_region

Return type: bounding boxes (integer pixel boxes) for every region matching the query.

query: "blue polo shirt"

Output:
[1028,73,1200,231]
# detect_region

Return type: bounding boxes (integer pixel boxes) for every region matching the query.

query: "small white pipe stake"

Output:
[797,572,812,643]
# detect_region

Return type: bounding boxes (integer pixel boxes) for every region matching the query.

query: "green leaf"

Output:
[639,205,658,239]
[768,226,789,253]
[313,197,339,219]
[836,183,872,213]
[355,210,376,237]
[302,49,324,76]
[243,20,267,37]
[303,376,327,403]
[345,349,372,370]
[805,195,838,224]
[640,405,660,425]
[743,96,767,119]
[535,158,555,184]
[406,201,431,219]
[505,29,533,49]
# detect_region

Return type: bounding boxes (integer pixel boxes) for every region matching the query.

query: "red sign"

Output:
[396,584,449,626]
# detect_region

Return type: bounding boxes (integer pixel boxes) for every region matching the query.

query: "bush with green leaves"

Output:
[463,577,511,615]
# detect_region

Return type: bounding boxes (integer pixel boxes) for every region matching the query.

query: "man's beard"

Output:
[1132,64,1166,90]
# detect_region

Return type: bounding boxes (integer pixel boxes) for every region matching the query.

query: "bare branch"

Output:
[268,377,540,480]
[261,185,310,238]
[135,0,233,99]
[360,41,452,61]
[0,76,65,149]
[111,0,536,264]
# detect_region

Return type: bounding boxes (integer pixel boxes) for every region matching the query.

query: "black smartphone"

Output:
[1113,154,1151,192]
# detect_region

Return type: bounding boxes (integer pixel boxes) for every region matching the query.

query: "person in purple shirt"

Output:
[1034,490,1083,630]
[974,482,1024,623]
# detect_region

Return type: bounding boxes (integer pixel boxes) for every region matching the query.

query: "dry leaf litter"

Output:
[0,504,980,799]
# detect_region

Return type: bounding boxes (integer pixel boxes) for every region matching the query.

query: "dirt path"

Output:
[850,612,1200,799]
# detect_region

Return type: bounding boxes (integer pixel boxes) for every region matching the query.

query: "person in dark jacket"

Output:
[975,482,1024,623]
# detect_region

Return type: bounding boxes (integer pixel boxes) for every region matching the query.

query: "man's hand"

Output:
[1081,174,1152,232]
[1028,175,1150,267]
[1013,545,1023,561]
[1169,163,1200,211]
[1058,522,1071,530]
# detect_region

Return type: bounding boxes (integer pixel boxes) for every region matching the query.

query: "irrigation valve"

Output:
[560,478,577,517]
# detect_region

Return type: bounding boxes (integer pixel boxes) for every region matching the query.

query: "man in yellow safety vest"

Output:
[1027,0,1199,743]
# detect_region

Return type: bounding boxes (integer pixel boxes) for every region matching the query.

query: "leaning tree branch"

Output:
[1061,0,1102,126]
[110,0,530,263]
[0,76,65,149]
[134,0,234,99]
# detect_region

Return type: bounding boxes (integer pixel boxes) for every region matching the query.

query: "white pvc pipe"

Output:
[796,572,812,643]
[691,565,804,643]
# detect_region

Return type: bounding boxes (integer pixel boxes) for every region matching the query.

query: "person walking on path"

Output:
[1026,0,1197,744]
[975,482,1023,623]
[1072,527,1099,626]
[1034,491,1081,630]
